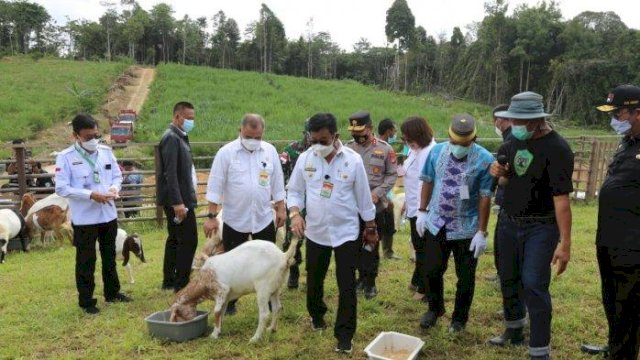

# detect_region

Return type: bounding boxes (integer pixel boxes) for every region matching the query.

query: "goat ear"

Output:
[169,309,178,322]
[122,239,130,267]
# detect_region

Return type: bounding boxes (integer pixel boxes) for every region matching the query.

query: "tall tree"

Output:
[150,3,174,63]
[385,0,415,90]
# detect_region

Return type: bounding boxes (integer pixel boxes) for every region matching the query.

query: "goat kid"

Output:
[171,237,299,343]
[22,193,72,247]
[0,208,28,263]
[96,228,145,283]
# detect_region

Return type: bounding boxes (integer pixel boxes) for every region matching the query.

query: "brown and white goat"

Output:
[21,193,72,247]
[170,237,299,343]
[98,228,145,283]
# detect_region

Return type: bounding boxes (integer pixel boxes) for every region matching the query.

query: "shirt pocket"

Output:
[70,167,91,188]
[367,157,386,178]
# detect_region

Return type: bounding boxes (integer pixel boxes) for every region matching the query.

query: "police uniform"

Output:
[55,143,123,310]
[594,85,640,360]
[346,111,398,295]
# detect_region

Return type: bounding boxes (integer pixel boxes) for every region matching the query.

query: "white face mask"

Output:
[495,126,503,137]
[312,143,334,158]
[241,138,261,152]
[80,138,99,152]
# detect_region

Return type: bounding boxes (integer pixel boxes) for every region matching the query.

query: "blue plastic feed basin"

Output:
[145,310,209,342]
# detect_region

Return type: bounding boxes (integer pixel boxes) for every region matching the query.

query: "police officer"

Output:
[55,114,131,314]
[280,120,311,289]
[581,85,640,359]
[489,92,574,360]
[377,118,400,260]
[346,111,398,299]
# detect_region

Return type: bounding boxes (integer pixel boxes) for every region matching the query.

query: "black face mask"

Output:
[352,134,368,144]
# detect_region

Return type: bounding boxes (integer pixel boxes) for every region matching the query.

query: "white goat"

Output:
[0,208,27,263]
[97,228,145,284]
[170,237,299,343]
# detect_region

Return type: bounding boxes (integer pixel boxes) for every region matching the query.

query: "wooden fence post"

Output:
[153,144,164,227]
[13,144,27,200]
[586,140,600,200]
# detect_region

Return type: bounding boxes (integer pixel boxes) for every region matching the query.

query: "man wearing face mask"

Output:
[346,111,398,300]
[377,118,400,260]
[204,113,286,315]
[55,114,130,314]
[287,113,377,354]
[580,84,640,359]
[415,114,493,333]
[489,92,574,360]
[157,101,199,293]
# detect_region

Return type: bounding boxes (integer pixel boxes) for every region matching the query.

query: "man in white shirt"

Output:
[204,113,286,314]
[287,113,377,354]
[55,114,131,314]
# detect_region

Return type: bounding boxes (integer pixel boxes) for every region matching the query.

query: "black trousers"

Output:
[380,206,396,256]
[72,219,120,308]
[357,212,385,287]
[409,217,426,293]
[597,246,640,360]
[306,238,359,342]
[222,221,276,251]
[423,228,477,324]
[162,206,198,292]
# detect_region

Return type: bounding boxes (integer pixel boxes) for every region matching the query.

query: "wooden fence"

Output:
[0,136,622,225]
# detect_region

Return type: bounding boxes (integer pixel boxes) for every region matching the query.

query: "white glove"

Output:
[416,211,428,238]
[469,231,487,258]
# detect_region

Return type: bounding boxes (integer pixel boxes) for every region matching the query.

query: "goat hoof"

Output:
[210,332,220,339]
[249,336,260,343]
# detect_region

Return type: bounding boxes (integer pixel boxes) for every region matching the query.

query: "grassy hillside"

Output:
[137,64,494,143]
[0,56,129,142]
[0,204,607,359]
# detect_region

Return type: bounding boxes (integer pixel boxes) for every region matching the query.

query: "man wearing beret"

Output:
[346,111,398,299]
[581,84,640,359]
[489,92,574,360]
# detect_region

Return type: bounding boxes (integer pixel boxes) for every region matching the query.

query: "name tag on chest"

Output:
[259,170,269,186]
[320,181,334,198]
[460,185,469,200]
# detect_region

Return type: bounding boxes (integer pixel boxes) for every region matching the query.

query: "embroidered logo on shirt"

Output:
[514,149,534,176]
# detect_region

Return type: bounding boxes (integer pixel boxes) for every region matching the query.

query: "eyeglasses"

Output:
[78,133,102,141]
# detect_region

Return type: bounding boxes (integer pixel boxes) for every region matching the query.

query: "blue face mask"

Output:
[511,125,534,141]
[610,117,632,135]
[387,135,397,144]
[183,119,195,133]
[450,144,470,159]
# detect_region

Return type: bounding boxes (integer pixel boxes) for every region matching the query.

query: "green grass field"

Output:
[0,56,129,142]
[0,204,607,359]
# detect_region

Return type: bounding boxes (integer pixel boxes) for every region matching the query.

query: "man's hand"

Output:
[552,241,570,276]
[203,217,219,238]
[372,193,379,204]
[291,214,305,239]
[416,211,428,238]
[469,231,488,259]
[490,161,510,178]
[275,207,286,228]
[108,187,120,199]
[90,192,115,204]
[173,204,187,222]
[363,226,379,244]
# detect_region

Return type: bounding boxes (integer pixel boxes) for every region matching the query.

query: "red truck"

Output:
[110,110,137,143]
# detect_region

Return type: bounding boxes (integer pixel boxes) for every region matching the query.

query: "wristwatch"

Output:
[207,212,218,219]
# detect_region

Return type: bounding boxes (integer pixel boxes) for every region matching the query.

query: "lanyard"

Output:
[74,144,101,183]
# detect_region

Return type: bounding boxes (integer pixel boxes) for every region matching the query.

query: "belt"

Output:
[502,213,556,225]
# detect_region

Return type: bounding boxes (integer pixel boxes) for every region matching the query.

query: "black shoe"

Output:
[419,310,443,329]
[161,285,173,291]
[364,286,378,300]
[581,344,609,355]
[488,327,525,346]
[335,339,353,354]
[82,306,100,314]
[225,302,237,316]
[448,321,465,334]
[311,317,327,331]
[106,293,132,303]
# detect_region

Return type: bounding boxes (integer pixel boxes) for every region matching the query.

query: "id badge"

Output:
[320,181,334,198]
[259,170,269,187]
[93,171,101,184]
[460,185,469,200]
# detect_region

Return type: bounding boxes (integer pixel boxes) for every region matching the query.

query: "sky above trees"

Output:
[34,0,640,50]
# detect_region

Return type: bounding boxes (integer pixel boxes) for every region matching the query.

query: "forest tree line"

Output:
[1,0,639,124]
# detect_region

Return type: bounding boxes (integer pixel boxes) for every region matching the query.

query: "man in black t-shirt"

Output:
[488,92,574,360]
[581,85,640,359]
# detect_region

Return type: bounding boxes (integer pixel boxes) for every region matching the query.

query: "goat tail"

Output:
[283,236,300,268]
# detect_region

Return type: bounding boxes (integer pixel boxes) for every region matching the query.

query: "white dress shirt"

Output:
[287,142,376,248]
[55,144,122,225]
[206,138,286,233]
[403,139,436,218]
